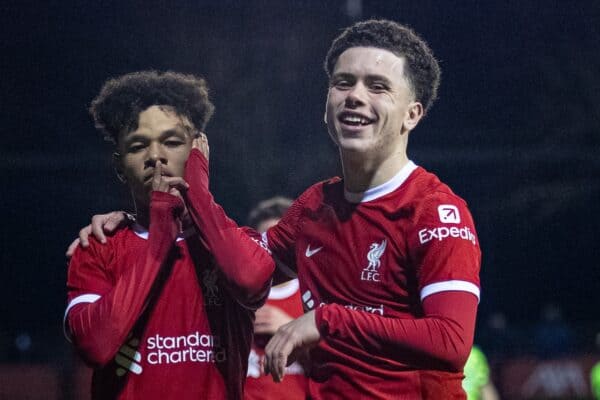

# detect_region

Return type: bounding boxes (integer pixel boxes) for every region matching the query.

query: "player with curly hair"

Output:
[65,71,273,400]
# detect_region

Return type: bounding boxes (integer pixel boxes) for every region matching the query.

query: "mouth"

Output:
[337,111,375,127]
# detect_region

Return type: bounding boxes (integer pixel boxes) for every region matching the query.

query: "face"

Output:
[116,105,195,207]
[325,47,423,157]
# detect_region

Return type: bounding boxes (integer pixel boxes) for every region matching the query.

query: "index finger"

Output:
[152,160,163,190]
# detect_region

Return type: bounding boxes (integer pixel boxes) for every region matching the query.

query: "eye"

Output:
[127,144,146,153]
[164,139,185,147]
[370,82,388,92]
[332,79,352,90]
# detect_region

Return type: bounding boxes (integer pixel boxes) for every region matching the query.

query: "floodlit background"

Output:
[1,1,599,398]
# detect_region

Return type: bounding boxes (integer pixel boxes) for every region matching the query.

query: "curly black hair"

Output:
[247,196,293,230]
[324,19,441,114]
[90,71,215,143]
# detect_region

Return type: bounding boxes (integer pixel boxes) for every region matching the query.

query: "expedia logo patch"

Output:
[438,204,460,223]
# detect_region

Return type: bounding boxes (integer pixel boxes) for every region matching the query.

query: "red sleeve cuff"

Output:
[151,191,184,213]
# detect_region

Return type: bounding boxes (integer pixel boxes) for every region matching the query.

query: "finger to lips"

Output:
[153,161,163,189]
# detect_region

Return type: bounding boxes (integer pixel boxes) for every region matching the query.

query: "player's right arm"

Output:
[65,169,186,366]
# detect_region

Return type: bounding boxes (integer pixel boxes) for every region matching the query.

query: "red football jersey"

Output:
[266,162,481,399]
[244,279,307,400]
[66,223,257,400]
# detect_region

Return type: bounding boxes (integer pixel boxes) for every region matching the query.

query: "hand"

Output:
[65,211,133,257]
[264,310,321,382]
[192,132,209,161]
[152,160,189,198]
[254,304,294,335]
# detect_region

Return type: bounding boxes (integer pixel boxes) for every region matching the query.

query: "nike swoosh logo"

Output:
[305,245,323,257]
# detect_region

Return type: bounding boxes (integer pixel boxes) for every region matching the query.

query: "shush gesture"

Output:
[152,160,189,198]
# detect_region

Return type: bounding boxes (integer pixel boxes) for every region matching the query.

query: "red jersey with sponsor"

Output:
[266,162,481,399]
[244,279,307,400]
[66,224,256,400]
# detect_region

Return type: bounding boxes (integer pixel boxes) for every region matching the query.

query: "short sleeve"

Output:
[406,191,481,302]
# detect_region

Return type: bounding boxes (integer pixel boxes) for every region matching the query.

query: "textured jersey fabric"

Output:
[266,163,481,399]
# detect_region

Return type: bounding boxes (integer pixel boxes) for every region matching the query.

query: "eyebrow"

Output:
[121,128,189,146]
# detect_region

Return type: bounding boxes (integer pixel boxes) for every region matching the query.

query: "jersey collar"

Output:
[344,160,418,203]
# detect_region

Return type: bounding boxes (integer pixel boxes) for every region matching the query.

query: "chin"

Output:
[336,136,373,153]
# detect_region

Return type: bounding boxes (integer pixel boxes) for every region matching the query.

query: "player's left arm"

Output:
[265,291,476,381]
[183,139,274,307]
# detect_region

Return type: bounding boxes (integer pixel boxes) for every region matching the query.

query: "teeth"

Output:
[341,114,371,125]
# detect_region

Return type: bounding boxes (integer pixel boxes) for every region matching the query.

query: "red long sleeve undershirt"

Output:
[183,149,275,305]
[315,291,478,371]
[67,192,183,366]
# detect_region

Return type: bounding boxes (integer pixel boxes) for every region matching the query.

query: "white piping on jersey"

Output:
[63,293,101,342]
[268,279,299,300]
[344,161,418,203]
[420,280,480,302]
[132,222,195,242]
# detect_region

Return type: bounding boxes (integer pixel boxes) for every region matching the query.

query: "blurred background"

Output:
[1,0,599,398]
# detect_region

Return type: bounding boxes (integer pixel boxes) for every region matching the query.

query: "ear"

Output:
[112,152,127,184]
[324,89,330,124]
[403,101,424,132]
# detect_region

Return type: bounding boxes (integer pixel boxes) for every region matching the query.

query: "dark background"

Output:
[1,0,599,362]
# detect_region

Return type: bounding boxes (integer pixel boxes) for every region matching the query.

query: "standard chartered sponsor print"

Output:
[146,332,226,365]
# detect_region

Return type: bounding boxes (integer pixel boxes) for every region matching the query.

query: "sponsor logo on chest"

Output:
[112,331,227,377]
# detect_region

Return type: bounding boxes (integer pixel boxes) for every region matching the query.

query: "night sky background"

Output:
[1,0,599,360]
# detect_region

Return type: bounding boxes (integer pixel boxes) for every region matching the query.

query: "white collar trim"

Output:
[132,223,195,242]
[268,279,299,300]
[344,160,418,203]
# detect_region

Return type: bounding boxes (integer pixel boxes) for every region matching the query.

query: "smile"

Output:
[338,111,375,126]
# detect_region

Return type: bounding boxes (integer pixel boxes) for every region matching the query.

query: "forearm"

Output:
[68,192,181,366]
[184,149,274,301]
[315,291,477,371]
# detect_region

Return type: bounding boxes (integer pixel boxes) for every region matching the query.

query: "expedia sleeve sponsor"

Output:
[418,226,477,245]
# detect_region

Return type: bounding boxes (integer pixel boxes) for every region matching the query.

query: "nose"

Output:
[145,142,167,168]
[345,82,367,108]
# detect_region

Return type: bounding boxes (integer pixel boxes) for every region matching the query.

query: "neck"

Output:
[340,148,409,193]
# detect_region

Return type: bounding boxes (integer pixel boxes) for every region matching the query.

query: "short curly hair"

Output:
[90,70,215,143]
[247,196,293,230]
[324,19,441,114]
